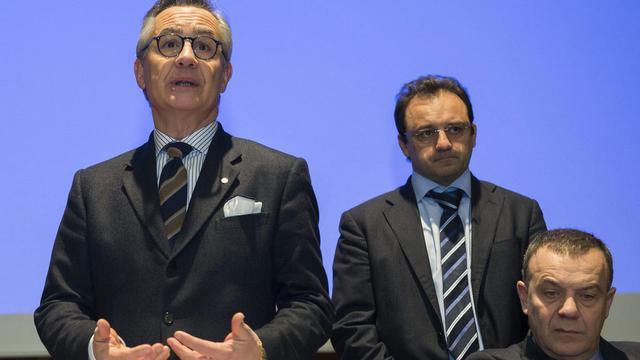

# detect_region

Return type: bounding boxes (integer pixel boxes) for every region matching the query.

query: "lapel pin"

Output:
[221,177,229,184]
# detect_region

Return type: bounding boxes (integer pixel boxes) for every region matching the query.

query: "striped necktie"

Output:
[427,189,479,360]
[159,142,192,248]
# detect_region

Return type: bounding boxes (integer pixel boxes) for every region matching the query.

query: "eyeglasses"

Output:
[142,34,226,61]
[405,123,472,144]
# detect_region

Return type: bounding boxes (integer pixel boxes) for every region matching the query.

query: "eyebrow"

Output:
[158,26,217,37]
[539,279,603,292]
[576,284,603,292]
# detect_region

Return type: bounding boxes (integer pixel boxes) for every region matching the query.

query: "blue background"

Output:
[1,0,639,314]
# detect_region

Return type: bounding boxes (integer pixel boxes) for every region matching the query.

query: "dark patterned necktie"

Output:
[159,142,192,248]
[427,189,479,360]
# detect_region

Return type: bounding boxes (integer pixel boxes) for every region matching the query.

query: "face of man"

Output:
[134,6,232,122]
[398,91,476,186]
[517,247,616,360]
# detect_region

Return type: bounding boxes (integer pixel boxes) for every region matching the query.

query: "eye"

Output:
[160,37,180,50]
[417,128,437,139]
[195,41,212,52]
[543,290,559,300]
[579,293,597,302]
[447,125,464,134]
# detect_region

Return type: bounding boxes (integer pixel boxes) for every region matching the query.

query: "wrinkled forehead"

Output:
[154,6,219,36]
[529,247,609,286]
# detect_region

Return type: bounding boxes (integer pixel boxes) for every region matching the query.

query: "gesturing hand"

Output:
[93,318,170,360]
[167,313,264,360]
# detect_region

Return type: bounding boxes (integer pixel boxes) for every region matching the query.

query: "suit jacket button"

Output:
[163,312,174,326]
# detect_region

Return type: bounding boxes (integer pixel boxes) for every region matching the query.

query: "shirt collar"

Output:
[411,169,472,201]
[154,121,218,156]
[526,334,602,360]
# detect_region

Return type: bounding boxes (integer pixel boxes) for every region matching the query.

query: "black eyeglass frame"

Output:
[140,34,228,61]
[404,123,473,143]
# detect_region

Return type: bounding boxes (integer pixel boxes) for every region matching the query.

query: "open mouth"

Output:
[173,80,198,87]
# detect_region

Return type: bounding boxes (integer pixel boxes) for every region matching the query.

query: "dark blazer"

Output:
[331,176,546,359]
[35,126,333,360]
[467,335,640,360]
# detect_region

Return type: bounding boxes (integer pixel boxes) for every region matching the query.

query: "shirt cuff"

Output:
[88,334,98,360]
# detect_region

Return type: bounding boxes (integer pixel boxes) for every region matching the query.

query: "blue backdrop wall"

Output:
[1,0,639,315]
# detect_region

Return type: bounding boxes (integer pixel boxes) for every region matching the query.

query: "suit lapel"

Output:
[171,128,240,257]
[470,176,503,306]
[599,338,629,360]
[384,180,443,325]
[122,136,171,258]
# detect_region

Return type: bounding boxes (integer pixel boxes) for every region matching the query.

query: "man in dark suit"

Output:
[331,75,547,360]
[34,1,332,359]
[467,229,640,360]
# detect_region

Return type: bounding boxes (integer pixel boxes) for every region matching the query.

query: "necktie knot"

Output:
[427,188,464,209]
[165,142,192,159]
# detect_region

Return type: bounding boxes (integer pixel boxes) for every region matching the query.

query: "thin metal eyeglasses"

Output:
[141,34,227,61]
[405,123,472,144]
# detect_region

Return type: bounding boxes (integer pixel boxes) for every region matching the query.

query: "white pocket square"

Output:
[223,196,262,217]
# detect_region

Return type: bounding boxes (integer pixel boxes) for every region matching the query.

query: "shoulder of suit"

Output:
[476,178,538,204]
[342,184,409,217]
[607,341,640,356]
[467,341,525,360]
[77,145,143,176]
[229,135,303,165]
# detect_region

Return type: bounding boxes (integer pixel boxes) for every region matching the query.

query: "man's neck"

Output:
[152,108,218,140]
[529,334,600,360]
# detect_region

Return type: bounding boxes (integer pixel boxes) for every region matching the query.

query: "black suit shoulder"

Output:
[467,341,525,360]
[343,183,412,216]
[476,179,541,207]
[468,339,640,360]
[607,341,640,359]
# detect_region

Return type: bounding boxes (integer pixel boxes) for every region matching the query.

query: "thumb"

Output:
[231,312,249,338]
[95,319,112,343]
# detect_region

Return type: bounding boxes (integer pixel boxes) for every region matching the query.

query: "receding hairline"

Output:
[522,229,614,289]
[136,4,233,61]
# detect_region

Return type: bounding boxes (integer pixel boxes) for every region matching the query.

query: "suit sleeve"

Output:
[254,158,334,360]
[34,170,97,360]
[528,200,547,237]
[331,210,395,360]
[466,351,501,360]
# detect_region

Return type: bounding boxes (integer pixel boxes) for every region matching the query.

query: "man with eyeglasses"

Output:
[34,1,332,359]
[332,75,547,360]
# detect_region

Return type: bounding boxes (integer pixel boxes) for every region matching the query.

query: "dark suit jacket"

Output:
[331,176,546,359]
[467,335,640,360]
[35,126,333,360]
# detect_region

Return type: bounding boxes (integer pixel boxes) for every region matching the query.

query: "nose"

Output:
[558,296,579,318]
[434,130,453,151]
[175,40,198,68]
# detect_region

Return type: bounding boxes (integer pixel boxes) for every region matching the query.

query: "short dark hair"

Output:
[136,0,232,61]
[522,229,614,289]
[394,75,474,140]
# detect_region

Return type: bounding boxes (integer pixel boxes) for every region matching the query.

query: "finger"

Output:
[230,312,247,338]
[126,344,154,358]
[173,331,230,357]
[95,319,111,342]
[167,336,199,359]
[224,332,233,342]
[231,312,260,343]
[150,344,170,360]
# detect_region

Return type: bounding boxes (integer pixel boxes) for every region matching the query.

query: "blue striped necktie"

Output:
[427,189,479,360]
[159,142,192,248]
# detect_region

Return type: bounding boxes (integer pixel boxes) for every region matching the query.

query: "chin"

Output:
[548,342,592,359]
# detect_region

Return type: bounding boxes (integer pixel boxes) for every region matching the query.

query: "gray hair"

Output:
[135,0,232,61]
